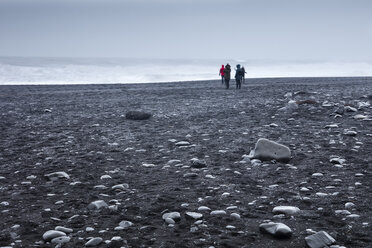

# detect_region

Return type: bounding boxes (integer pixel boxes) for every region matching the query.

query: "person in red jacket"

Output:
[219,65,225,85]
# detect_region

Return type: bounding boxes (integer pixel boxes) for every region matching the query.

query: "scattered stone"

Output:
[162,212,181,222]
[259,222,292,239]
[346,214,360,218]
[185,212,203,220]
[88,200,108,210]
[100,175,112,180]
[345,106,357,112]
[210,210,226,216]
[119,220,133,229]
[305,231,336,248]
[112,184,129,191]
[190,158,207,168]
[334,106,344,115]
[44,171,70,181]
[335,210,351,215]
[176,141,190,146]
[272,206,300,215]
[230,213,241,219]
[55,226,73,233]
[165,218,175,224]
[85,237,103,247]
[251,138,291,162]
[312,173,324,177]
[183,173,198,178]
[42,230,66,242]
[198,206,211,212]
[125,111,152,120]
[51,236,71,244]
[345,202,356,209]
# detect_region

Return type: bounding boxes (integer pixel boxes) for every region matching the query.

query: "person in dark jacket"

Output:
[235,64,243,89]
[223,64,231,89]
[241,66,247,84]
[219,65,225,85]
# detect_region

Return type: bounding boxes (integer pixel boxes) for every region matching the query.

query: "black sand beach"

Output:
[0,77,371,248]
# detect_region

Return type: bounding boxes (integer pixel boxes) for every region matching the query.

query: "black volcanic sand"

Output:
[0,77,371,248]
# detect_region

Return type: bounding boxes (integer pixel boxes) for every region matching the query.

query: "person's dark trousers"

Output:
[236,79,241,89]
[221,76,224,85]
[242,76,245,84]
[225,79,229,89]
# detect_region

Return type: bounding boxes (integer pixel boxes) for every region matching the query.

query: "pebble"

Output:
[251,138,291,162]
[44,171,70,181]
[175,141,190,146]
[210,210,226,216]
[100,175,112,180]
[346,214,360,218]
[42,230,66,241]
[85,237,103,247]
[86,227,94,232]
[312,173,323,177]
[190,158,207,168]
[345,202,356,209]
[55,226,73,233]
[259,222,292,239]
[183,173,198,178]
[162,212,181,222]
[87,200,108,210]
[51,236,71,244]
[119,220,133,229]
[335,210,351,215]
[305,231,335,248]
[165,218,175,224]
[230,213,241,219]
[316,192,328,197]
[198,206,211,211]
[205,175,216,179]
[112,184,129,191]
[185,212,203,220]
[272,206,300,215]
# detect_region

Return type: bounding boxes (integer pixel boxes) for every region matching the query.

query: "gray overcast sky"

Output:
[0,0,371,61]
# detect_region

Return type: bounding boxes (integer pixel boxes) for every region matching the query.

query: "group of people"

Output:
[219,64,246,89]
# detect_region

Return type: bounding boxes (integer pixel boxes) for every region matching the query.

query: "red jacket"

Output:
[219,66,225,76]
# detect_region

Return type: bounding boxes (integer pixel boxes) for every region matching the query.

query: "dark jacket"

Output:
[235,64,243,80]
[223,64,231,80]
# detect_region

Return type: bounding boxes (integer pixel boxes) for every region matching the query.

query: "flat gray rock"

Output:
[44,171,70,181]
[162,212,181,222]
[305,231,336,248]
[119,220,133,229]
[190,158,207,168]
[272,206,300,215]
[85,237,103,247]
[252,138,291,162]
[259,222,292,239]
[87,200,108,210]
[51,236,71,244]
[185,211,203,220]
[125,111,152,120]
[42,230,66,241]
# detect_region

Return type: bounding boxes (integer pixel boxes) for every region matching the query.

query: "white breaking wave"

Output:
[0,57,371,85]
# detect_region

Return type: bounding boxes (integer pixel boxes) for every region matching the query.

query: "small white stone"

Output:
[210,210,226,216]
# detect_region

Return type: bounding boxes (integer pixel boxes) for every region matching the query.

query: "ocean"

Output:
[0,57,371,85]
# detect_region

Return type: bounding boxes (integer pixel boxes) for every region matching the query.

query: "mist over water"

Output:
[0,57,371,85]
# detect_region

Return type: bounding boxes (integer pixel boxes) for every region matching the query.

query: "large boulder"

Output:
[125,111,152,120]
[252,138,291,162]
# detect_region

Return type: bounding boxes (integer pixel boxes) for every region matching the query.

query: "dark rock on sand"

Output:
[252,138,291,162]
[305,231,336,248]
[125,111,152,120]
[259,222,292,239]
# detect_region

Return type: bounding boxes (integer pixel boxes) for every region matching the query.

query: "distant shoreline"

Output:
[0,76,371,86]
